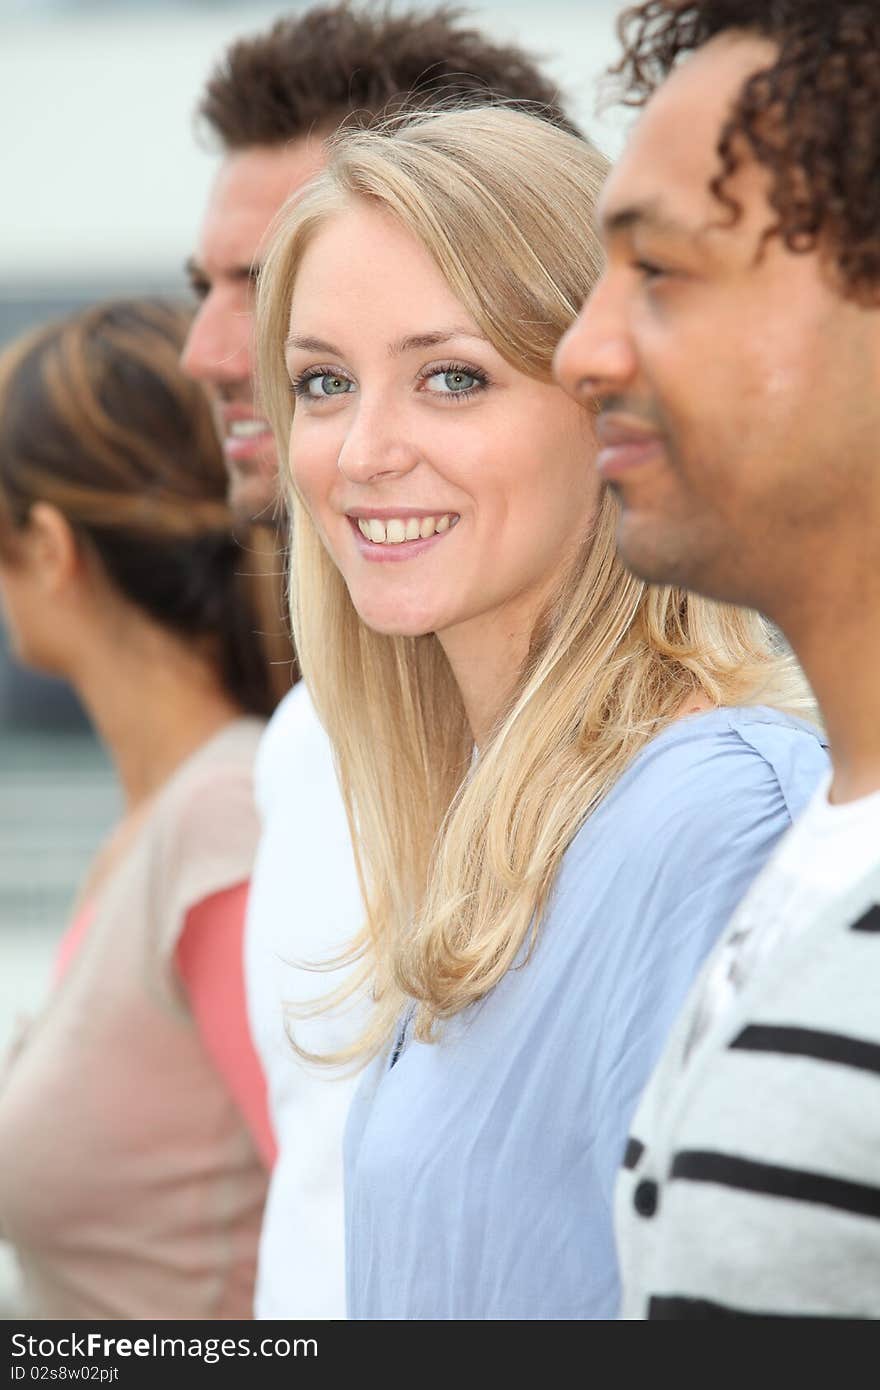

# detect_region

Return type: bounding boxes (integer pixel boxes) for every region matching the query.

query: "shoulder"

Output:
[560,706,829,921]
[254,682,336,815]
[121,719,265,976]
[152,718,265,890]
[166,717,263,822]
[610,705,829,830]
[550,711,828,1049]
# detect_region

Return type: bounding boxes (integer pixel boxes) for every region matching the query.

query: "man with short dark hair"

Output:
[184,3,574,523]
[183,3,578,1319]
[555,0,880,1318]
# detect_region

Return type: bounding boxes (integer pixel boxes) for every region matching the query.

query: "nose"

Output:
[335,394,421,485]
[180,293,252,387]
[554,276,637,406]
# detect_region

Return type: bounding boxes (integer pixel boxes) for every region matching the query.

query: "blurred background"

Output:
[0,0,630,1305]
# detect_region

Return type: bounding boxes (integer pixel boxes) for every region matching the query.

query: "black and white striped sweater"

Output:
[616,851,880,1319]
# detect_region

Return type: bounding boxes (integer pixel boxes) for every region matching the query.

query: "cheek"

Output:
[634,296,726,402]
[289,421,335,511]
[288,421,356,573]
[491,423,599,563]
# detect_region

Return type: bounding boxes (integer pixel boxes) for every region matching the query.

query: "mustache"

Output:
[598,397,666,432]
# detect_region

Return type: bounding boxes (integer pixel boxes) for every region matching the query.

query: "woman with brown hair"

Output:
[0,299,277,1319]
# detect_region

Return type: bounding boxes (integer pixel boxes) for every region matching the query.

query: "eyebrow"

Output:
[284,327,489,357]
[184,256,259,283]
[601,200,702,243]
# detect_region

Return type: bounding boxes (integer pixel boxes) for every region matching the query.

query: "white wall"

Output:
[0,1,632,287]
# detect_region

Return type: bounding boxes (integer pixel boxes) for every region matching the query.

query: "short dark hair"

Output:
[612,1,880,304]
[197,2,579,146]
[0,300,276,716]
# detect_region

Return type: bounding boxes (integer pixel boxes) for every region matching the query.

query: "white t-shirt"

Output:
[244,683,365,1319]
[684,772,880,1061]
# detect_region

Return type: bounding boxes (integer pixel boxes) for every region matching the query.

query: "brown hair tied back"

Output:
[0,298,275,717]
[613,0,880,305]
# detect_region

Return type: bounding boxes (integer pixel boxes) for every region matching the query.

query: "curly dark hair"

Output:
[611,1,880,304]
[197,1,579,146]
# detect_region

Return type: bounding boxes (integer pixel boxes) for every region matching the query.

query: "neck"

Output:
[68,612,244,810]
[438,603,538,749]
[774,584,880,805]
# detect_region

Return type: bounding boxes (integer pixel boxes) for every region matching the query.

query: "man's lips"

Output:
[596,415,665,481]
[217,404,274,464]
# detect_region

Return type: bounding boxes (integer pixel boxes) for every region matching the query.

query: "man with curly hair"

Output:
[555,1,880,1318]
[182,2,577,1320]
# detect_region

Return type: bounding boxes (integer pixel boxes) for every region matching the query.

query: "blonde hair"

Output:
[257,106,812,1063]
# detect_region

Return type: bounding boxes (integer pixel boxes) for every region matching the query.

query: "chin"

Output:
[616,510,738,603]
[615,510,694,588]
[227,463,284,530]
[349,593,442,639]
[354,613,437,639]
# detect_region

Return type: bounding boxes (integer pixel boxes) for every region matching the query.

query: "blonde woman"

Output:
[256,107,828,1319]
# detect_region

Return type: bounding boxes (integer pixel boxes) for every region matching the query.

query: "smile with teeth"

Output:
[355,514,458,544]
[228,418,271,438]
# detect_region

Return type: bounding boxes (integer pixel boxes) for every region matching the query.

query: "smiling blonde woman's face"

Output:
[284,200,599,642]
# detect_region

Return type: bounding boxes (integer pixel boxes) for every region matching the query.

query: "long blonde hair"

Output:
[257,106,811,1063]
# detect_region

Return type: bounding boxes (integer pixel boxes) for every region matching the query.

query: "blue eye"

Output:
[290,369,355,400]
[423,365,488,397]
[305,372,354,397]
[437,369,477,392]
[430,369,477,393]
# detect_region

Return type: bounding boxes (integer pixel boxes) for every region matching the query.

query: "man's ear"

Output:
[24,502,83,595]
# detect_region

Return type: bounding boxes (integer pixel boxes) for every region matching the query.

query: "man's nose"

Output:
[181,295,252,386]
[554,277,637,405]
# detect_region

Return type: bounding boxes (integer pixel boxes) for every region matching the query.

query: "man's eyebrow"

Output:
[184,256,259,283]
[601,200,701,242]
[284,327,488,356]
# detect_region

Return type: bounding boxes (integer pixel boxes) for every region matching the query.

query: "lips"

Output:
[354,513,457,544]
[219,405,274,464]
[595,415,664,480]
[345,510,460,562]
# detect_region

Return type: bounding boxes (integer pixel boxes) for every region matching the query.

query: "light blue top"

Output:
[344,707,829,1320]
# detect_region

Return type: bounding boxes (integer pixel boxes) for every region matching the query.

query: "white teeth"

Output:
[355,513,457,545]
[229,419,269,438]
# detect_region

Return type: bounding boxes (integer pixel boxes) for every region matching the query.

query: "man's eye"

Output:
[633,259,671,283]
[189,277,211,303]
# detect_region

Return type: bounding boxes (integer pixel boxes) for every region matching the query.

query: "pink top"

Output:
[0,719,271,1320]
[55,886,276,1169]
